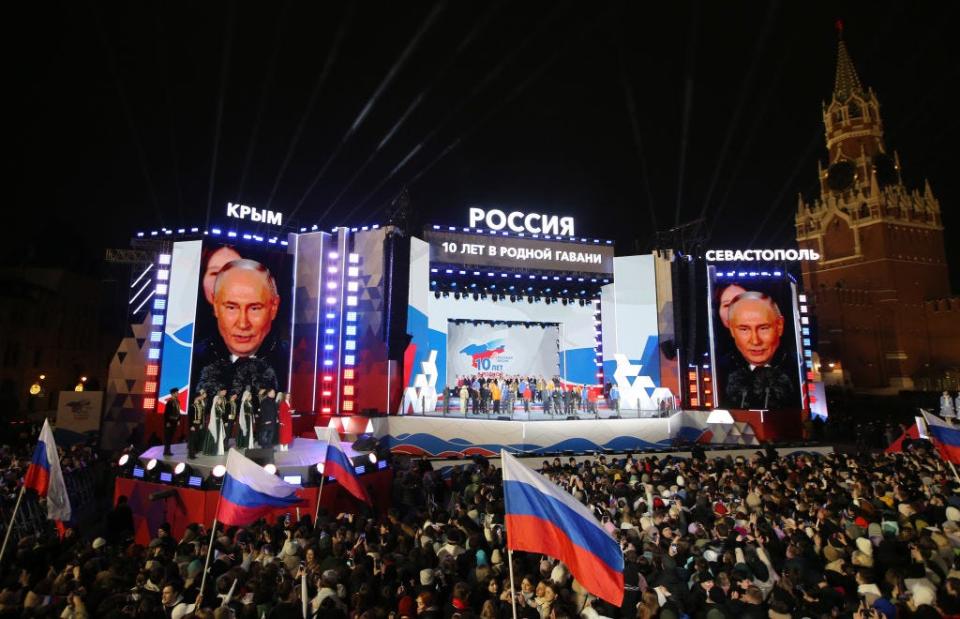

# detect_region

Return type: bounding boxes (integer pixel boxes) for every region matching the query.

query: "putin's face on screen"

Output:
[728,294,784,367]
[213,260,279,358]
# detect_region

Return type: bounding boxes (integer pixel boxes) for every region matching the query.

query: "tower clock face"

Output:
[873,153,898,187]
[827,160,856,191]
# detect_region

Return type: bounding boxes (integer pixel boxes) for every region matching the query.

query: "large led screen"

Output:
[446,320,560,381]
[189,242,294,400]
[707,267,803,410]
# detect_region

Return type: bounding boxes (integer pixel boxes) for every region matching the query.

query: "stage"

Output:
[138,437,367,480]
[370,409,803,458]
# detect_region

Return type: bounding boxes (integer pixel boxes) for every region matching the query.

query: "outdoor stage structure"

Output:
[104,206,823,472]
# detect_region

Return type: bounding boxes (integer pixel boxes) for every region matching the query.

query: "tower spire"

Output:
[833,21,863,102]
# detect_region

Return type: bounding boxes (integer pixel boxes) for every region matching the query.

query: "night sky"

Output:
[10,1,960,290]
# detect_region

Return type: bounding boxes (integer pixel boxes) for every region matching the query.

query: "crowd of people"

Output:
[3,432,960,618]
[447,375,623,416]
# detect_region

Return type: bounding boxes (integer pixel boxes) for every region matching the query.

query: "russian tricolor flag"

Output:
[323,426,370,504]
[501,450,623,606]
[922,411,960,464]
[23,419,71,522]
[217,449,303,526]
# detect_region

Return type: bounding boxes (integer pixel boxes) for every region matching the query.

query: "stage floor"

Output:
[139,438,365,479]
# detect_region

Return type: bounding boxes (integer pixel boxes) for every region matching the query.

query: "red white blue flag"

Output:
[922,411,960,464]
[501,449,624,606]
[324,426,370,504]
[218,449,303,526]
[23,419,71,522]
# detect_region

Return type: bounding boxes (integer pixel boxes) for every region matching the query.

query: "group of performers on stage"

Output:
[447,374,618,416]
[162,387,295,459]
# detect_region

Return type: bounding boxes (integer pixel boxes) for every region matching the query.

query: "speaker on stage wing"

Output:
[497,416,511,421]
[244,448,275,466]
[352,434,378,452]
[149,489,178,501]
[566,416,578,421]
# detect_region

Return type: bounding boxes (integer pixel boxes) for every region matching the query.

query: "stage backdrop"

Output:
[446,321,559,379]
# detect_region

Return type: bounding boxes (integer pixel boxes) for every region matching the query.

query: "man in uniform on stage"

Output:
[162,388,181,456]
[224,392,239,452]
[259,387,279,448]
[188,391,206,460]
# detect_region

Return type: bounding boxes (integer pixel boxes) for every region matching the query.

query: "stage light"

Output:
[174,462,187,476]
[316,462,325,474]
[118,454,130,467]
[212,465,227,478]
[264,463,278,475]
[368,452,378,464]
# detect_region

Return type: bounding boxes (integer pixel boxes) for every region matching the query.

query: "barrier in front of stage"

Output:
[115,467,393,545]
[371,409,801,458]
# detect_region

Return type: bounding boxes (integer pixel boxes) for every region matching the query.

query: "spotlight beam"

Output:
[289,2,447,219]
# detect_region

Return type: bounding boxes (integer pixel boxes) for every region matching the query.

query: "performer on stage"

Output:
[162,388,181,456]
[259,387,278,448]
[459,384,468,415]
[188,391,206,460]
[204,388,227,456]
[223,392,238,452]
[238,389,255,449]
[277,391,293,451]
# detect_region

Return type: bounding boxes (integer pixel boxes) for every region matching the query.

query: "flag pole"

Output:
[313,470,326,527]
[199,490,223,599]
[0,486,25,566]
[507,549,518,619]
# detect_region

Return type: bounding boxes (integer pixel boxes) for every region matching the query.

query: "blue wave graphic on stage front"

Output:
[382,432,674,457]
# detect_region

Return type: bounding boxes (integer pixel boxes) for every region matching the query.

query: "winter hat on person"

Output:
[946,506,960,523]
[703,549,719,562]
[476,550,488,566]
[823,544,843,562]
[868,522,883,538]
[855,537,873,556]
[398,596,415,618]
[281,539,299,557]
[491,549,503,565]
[92,537,107,550]
[851,551,874,568]
[419,568,435,587]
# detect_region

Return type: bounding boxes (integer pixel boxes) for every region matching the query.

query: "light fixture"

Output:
[264,463,277,475]
[146,458,158,471]
[316,462,325,474]
[174,462,187,475]
[118,454,130,467]
[368,453,378,464]
[212,465,227,478]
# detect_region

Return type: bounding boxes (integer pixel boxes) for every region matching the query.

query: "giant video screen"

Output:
[707,267,803,410]
[189,242,293,400]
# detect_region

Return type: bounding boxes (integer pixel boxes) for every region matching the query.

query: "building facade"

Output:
[795,37,960,390]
